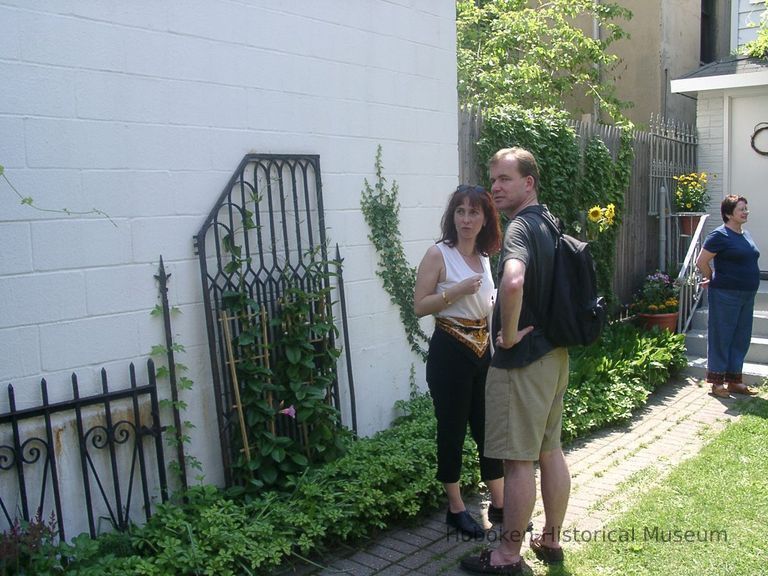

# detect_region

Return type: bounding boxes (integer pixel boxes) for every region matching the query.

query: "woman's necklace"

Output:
[457,246,481,270]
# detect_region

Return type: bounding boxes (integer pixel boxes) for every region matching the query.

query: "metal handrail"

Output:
[676,214,710,332]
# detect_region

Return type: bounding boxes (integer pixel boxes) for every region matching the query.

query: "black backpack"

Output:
[526,211,606,347]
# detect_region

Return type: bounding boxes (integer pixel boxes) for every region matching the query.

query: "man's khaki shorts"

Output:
[484,347,570,461]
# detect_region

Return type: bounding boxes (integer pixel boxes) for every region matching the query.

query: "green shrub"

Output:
[562,321,687,442]
[19,322,686,575]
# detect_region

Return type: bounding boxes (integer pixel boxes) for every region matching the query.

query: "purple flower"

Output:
[279,405,296,419]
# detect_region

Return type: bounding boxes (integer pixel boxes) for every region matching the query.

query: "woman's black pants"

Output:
[426,328,503,484]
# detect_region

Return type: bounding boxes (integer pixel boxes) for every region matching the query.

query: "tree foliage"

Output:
[457,0,632,120]
[741,11,768,59]
[476,105,633,305]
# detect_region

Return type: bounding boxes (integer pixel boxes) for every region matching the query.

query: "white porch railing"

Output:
[676,214,710,333]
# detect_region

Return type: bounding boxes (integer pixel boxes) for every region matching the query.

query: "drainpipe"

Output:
[659,183,667,271]
[593,2,601,120]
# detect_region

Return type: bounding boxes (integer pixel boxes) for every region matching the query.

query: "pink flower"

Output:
[279,404,296,419]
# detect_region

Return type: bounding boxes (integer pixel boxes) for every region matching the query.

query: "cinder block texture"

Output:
[1,1,457,486]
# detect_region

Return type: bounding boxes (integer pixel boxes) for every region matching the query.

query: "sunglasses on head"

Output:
[456,185,486,194]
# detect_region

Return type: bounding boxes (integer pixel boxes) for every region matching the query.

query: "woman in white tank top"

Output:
[414,185,505,537]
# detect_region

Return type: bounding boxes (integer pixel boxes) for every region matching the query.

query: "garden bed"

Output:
[1,322,686,575]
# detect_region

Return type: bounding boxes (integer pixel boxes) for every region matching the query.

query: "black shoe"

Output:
[487,505,503,524]
[446,509,484,538]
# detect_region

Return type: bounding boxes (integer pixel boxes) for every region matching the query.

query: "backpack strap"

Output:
[513,208,559,329]
[517,207,562,246]
[532,208,563,239]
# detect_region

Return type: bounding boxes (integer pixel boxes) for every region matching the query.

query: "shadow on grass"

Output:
[734,395,768,418]
[543,563,573,576]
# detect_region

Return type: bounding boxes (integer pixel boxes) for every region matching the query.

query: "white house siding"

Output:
[732,0,766,51]
[726,88,768,259]
[695,86,768,264]
[0,0,458,522]
[695,92,726,238]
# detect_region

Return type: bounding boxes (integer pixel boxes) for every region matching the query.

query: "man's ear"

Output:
[525,175,535,192]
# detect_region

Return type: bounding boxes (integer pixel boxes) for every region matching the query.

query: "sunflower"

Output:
[588,206,603,223]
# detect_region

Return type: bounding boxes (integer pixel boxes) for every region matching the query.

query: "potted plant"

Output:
[630,271,679,332]
[672,172,710,235]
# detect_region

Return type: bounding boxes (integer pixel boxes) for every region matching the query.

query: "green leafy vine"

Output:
[1,164,116,226]
[360,146,429,361]
[149,306,204,486]
[223,268,349,495]
[220,221,350,494]
[477,106,634,306]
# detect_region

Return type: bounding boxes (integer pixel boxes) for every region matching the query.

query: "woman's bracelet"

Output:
[441,291,451,306]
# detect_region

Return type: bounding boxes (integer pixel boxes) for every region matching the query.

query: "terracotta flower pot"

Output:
[679,214,703,236]
[637,312,678,333]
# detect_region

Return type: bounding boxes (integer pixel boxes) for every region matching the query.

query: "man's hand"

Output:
[495,325,534,349]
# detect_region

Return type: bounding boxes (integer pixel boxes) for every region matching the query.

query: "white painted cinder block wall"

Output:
[695,92,725,238]
[0,0,457,494]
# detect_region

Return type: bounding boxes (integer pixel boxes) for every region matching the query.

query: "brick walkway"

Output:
[275,375,744,575]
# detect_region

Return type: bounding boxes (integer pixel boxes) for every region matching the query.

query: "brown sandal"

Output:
[708,371,729,398]
[710,383,730,398]
[727,382,758,396]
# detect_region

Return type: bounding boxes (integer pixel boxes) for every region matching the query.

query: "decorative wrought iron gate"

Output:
[194,154,355,486]
[0,362,169,541]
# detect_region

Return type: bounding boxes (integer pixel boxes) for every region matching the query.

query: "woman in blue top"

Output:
[696,195,760,397]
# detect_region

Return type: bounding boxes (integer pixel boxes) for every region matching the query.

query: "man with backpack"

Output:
[461,147,570,575]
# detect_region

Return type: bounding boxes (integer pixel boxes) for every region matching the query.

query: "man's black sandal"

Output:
[530,536,564,564]
[460,549,532,575]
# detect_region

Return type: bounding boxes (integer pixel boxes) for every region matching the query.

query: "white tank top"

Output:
[434,242,495,321]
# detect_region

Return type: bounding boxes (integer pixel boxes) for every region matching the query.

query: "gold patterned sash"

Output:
[435,316,489,358]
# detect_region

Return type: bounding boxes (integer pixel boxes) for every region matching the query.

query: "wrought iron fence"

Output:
[194,154,355,487]
[647,114,698,273]
[0,361,169,541]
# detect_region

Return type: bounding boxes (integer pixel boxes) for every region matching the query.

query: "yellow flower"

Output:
[674,171,712,212]
[588,206,602,223]
[604,203,616,223]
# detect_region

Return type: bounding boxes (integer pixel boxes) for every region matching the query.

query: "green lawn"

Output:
[540,394,768,576]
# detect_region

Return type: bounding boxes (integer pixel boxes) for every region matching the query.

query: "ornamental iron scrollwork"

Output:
[1,362,169,540]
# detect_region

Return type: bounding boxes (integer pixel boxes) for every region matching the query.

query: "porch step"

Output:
[687,309,768,333]
[683,281,768,386]
[683,280,768,386]
[685,329,768,364]
[684,356,768,386]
